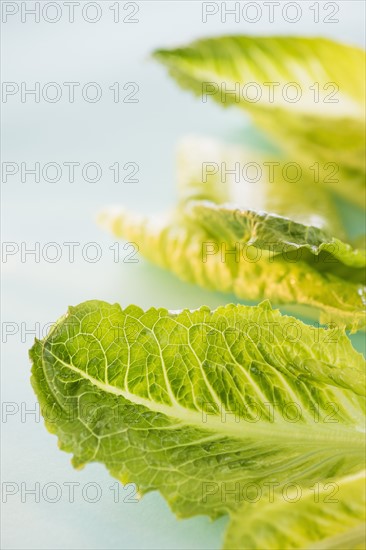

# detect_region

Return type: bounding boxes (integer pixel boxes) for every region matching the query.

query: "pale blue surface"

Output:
[1,2,365,549]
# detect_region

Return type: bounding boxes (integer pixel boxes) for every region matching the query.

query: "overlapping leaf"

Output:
[99,159,366,331]
[154,36,366,205]
[224,471,366,550]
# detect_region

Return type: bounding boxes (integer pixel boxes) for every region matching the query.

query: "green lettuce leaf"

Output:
[30,300,366,547]
[176,137,365,271]
[186,201,365,269]
[98,203,366,331]
[100,136,365,332]
[176,136,346,238]
[154,36,366,205]
[224,470,366,550]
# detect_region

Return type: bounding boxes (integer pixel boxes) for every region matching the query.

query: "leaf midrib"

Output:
[46,347,365,450]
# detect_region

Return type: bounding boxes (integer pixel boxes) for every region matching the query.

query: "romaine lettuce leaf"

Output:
[176,136,346,238]
[100,133,365,332]
[99,204,366,331]
[186,201,365,269]
[30,300,366,547]
[180,137,365,284]
[224,470,366,550]
[154,36,366,206]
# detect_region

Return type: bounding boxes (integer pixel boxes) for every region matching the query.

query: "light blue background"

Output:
[2,1,365,549]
